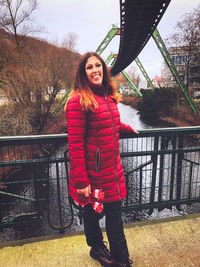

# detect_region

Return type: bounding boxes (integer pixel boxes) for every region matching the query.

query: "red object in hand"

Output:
[92,201,103,213]
[93,189,105,201]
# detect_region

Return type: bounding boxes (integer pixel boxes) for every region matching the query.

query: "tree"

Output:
[0,0,39,51]
[62,32,78,52]
[166,4,200,91]
[0,38,77,134]
[127,65,141,88]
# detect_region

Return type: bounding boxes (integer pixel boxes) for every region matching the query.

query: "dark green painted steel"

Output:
[96,25,120,55]
[106,53,142,97]
[135,57,155,91]
[121,70,142,97]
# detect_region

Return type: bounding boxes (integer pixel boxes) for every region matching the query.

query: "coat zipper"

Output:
[104,95,121,200]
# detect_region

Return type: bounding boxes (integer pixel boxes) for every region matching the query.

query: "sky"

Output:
[33,0,200,80]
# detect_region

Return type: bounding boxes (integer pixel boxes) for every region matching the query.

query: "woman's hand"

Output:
[77,184,91,197]
[133,129,139,134]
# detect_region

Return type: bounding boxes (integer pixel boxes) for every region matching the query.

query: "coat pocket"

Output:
[95,147,101,173]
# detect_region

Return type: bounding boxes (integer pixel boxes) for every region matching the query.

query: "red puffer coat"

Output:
[66,87,134,204]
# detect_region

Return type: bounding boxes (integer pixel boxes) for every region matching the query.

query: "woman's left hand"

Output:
[133,129,139,134]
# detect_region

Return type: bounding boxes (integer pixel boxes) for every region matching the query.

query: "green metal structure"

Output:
[96,25,120,55]
[135,57,155,91]
[96,26,153,96]
[105,52,116,65]
[52,25,197,117]
[52,25,149,117]
[121,70,142,97]
[106,53,142,97]
[152,28,197,114]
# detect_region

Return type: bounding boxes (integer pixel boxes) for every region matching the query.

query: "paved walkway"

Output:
[0,213,200,267]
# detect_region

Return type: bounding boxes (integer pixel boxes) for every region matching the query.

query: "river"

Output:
[118,103,150,130]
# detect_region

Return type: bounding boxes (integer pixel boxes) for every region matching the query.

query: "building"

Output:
[152,72,164,88]
[163,46,200,94]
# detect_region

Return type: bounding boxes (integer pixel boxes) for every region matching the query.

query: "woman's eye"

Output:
[86,65,92,69]
[96,64,101,67]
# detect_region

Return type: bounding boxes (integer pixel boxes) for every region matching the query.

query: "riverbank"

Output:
[121,96,200,128]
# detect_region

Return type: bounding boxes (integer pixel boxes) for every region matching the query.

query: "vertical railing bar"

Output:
[166,151,170,201]
[194,146,198,198]
[188,162,193,199]
[149,136,159,212]
[56,161,64,230]
[19,143,22,162]
[196,150,199,198]
[13,143,17,160]
[158,136,165,208]
[8,145,11,162]
[33,162,39,216]
[195,152,198,197]
[176,135,184,203]
[139,168,142,205]
[125,173,129,207]
[170,137,176,201]
[145,137,148,204]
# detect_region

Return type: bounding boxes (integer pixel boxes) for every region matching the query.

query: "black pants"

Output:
[83,201,129,262]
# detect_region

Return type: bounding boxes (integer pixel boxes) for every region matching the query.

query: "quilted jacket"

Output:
[66,86,134,204]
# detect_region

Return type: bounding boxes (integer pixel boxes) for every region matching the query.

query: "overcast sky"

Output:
[34,0,200,79]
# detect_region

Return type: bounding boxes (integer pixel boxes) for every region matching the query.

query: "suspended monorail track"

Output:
[111,0,171,76]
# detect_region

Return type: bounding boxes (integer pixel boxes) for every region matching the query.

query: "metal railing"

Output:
[0,127,200,232]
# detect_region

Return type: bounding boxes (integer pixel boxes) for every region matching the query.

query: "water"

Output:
[118,103,151,130]
[0,103,199,243]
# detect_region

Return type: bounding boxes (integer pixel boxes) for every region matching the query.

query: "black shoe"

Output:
[90,242,114,266]
[114,259,133,267]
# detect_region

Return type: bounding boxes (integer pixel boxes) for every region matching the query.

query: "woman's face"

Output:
[85,56,103,87]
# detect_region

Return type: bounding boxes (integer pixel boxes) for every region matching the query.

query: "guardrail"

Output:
[0,127,200,232]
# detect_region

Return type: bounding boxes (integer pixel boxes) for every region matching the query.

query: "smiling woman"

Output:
[65,52,138,266]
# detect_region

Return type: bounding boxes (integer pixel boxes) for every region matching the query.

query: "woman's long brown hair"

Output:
[66,52,121,111]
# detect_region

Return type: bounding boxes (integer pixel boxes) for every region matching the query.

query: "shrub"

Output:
[137,87,178,120]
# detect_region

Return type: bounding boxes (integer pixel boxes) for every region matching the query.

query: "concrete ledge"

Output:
[1,213,200,266]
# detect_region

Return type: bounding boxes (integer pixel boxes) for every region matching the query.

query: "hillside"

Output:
[0,27,80,135]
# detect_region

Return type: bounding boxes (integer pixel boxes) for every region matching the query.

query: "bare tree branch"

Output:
[0,0,39,51]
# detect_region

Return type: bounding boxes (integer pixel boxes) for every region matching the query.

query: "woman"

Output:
[66,52,138,267]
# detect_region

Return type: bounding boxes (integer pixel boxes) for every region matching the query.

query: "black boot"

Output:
[90,242,114,266]
[114,259,133,267]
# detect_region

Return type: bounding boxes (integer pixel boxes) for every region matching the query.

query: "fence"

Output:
[0,127,200,233]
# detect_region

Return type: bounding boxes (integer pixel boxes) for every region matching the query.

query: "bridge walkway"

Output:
[1,213,200,267]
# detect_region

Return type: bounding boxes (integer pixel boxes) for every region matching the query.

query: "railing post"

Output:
[158,136,166,206]
[149,136,159,214]
[170,136,177,201]
[139,168,143,205]
[176,135,184,209]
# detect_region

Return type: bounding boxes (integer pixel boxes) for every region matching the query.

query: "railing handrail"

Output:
[0,126,200,143]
